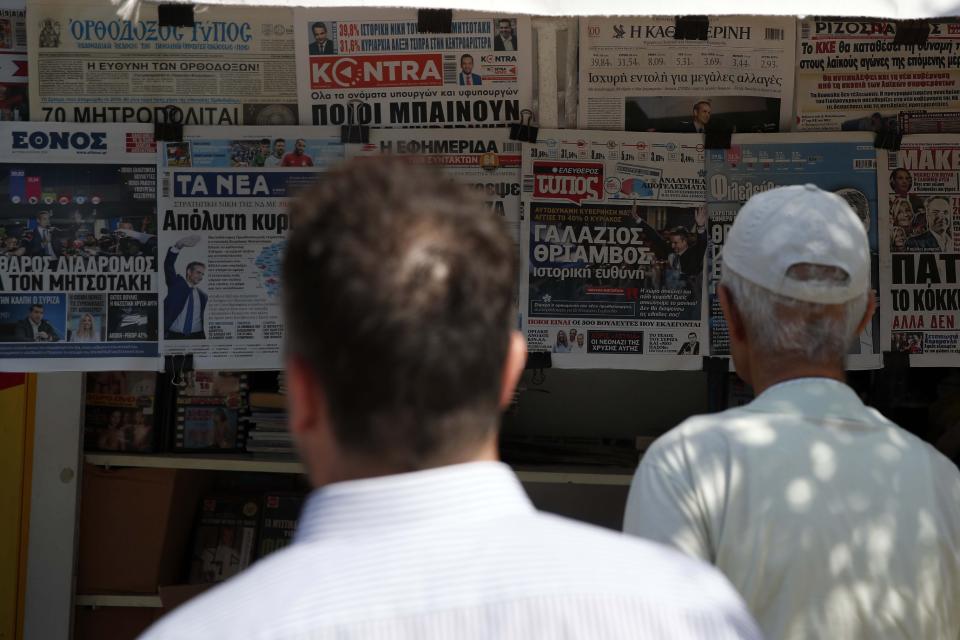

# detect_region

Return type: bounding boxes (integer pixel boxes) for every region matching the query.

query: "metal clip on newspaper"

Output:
[704,120,733,150]
[674,15,709,40]
[166,354,194,390]
[417,9,453,34]
[874,131,903,151]
[340,99,370,144]
[157,3,195,28]
[893,20,931,46]
[154,105,184,143]
[509,109,539,143]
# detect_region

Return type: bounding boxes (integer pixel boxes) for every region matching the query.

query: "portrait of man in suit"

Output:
[26,211,60,258]
[309,22,335,55]
[685,100,711,134]
[14,304,60,342]
[494,19,518,51]
[906,196,952,252]
[458,54,482,86]
[164,235,208,340]
[677,332,700,355]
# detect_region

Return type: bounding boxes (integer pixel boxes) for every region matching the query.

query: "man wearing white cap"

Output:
[623,184,960,640]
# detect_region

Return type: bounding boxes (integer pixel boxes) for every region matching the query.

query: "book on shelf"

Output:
[172,371,250,453]
[84,371,161,453]
[256,493,304,560]
[189,495,261,584]
[249,391,286,410]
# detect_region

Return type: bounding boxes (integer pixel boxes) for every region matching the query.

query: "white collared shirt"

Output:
[169,286,201,334]
[141,462,760,640]
[625,377,960,640]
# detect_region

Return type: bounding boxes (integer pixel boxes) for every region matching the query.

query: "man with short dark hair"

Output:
[494,18,517,51]
[624,184,960,639]
[163,235,207,340]
[458,53,482,86]
[309,22,334,55]
[281,138,313,167]
[140,158,761,640]
[686,100,712,133]
[26,210,60,258]
[264,138,286,167]
[14,303,59,342]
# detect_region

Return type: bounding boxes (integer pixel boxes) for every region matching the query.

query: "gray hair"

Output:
[720,263,868,363]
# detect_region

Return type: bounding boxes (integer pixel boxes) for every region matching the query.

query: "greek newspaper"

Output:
[705,133,881,370]
[158,127,342,369]
[797,18,960,133]
[345,128,522,249]
[28,2,298,125]
[521,129,707,370]
[295,9,531,127]
[0,1,27,121]
[0,123,159,372]
[879,136,960,366]
[579,16,795,132]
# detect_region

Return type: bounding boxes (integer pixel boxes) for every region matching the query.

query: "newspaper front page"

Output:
[0,1,27,121]
[705,133,882,370]
[879,136,960,366]
[28,2,298,125]
[294,9,531,127]
[158,127,342,370]
[0,122,160,372]
[345,128,522,249]
[579,16,795,132]
[797,18,960,133]
[520,129,707,370]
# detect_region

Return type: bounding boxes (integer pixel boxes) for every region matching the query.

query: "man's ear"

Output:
[498,331,527,411]
[718,284,747,345]
[285,354,328,437]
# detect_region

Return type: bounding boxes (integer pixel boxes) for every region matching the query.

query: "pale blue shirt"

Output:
[141,461,761,639]
[625,377,960,640]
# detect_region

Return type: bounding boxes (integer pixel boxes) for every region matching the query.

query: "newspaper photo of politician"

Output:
[625,96,780,134]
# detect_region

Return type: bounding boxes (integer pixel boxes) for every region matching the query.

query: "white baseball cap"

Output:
[722,184,870,304]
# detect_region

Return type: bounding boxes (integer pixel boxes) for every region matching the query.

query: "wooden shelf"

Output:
[84,454,634,486]
[75,594,162,608]
[84,452,304,474]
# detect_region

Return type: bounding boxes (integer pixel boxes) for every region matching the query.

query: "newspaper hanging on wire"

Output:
[520,129,707,370]
[158,127,342,370]
[27,2,299,125]
[0,1,28,121]
[0,122,160,372]
[578,16,795,133]
[879,136,960,366]
[294,9,531,127]
[345,128,522,252]
[797,18,960,133]
[705,133,882,370]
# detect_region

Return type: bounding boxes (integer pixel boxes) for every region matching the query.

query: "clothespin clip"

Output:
[417,9,453,34]
[158,3,195,28]
[509,109,539,143]
[893,20,930,46]
[674,15,709,40]
[874,131,903,150]
[340,99,370,144]
[154,105,183,143]
[704,120,732,149]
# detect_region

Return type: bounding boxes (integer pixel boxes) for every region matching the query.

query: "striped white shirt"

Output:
[140,462,761,640]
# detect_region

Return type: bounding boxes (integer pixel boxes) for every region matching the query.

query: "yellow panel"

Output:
[0,374,31,640]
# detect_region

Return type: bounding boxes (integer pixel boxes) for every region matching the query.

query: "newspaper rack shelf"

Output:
[83,454,635,486]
